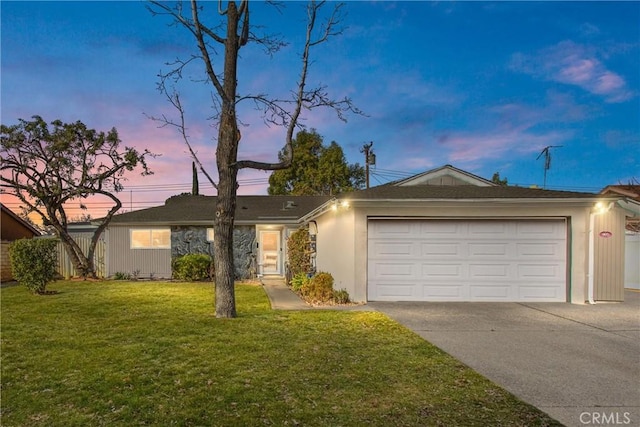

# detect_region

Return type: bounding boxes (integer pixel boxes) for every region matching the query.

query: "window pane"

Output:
[207,228,214,242]
[262,232,278,251]
[131,228,170,249]
[152,229,171,248]
[131,230,151,248]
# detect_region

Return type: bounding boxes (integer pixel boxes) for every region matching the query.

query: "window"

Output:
[207,228,214,242]
[131,228,170,249]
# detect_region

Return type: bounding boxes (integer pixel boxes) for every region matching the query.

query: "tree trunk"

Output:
[58,229,96,279]
[213,1,241,318]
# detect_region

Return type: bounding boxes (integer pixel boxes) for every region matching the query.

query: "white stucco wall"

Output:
[313,200,617,304]
[314,208,357,299]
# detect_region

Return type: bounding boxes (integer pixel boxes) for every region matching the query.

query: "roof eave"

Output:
[343,196,618,204]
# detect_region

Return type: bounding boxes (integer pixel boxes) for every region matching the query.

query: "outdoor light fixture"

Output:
[594,201,614,214]
[331,200,350,211]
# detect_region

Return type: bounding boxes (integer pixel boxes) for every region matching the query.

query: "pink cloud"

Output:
[557,58,597,85]
[511,41,635,103]
[444,129,571,164]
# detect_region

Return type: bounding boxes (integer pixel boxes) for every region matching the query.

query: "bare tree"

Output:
[147,1,360,318]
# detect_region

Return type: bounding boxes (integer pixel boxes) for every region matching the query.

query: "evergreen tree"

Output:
[268,130,364,195]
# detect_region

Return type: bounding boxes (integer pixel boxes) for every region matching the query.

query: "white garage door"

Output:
[368,219,567,302]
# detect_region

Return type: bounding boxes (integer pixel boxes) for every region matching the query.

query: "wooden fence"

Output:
[57,236,106,279]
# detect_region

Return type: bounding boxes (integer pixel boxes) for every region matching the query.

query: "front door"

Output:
[259,230,281,275]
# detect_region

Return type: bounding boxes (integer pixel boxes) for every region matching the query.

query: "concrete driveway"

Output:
[370,290,640,427]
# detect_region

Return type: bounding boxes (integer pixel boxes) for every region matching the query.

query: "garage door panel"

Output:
[368,219,567,302]
[370,241,415,257]
[422,283,466,298]
[468,222,509,235]
[422,263,463,277]
[516,243,561,256]
[419,222,460,235]
[517,221,561,237]
[373,284,416,300]
[517,264,563,279]
[371,221,416,238]
[421,243,461,256]
[468,243,509,257]
[374,262,416,278]
[469,263,510,278]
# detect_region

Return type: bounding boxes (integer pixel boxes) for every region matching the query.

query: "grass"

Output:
[1,281,561,427]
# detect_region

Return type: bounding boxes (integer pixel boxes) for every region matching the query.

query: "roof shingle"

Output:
[340,185,600,200]
[109,195,331,224]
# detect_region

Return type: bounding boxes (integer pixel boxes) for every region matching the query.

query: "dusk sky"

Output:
[2,1,639,219]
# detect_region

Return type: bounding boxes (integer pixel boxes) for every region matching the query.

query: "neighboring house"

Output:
[600,185,640,290]
[102,165,629,304]
[1,204,41,281]
[103,194,331,280]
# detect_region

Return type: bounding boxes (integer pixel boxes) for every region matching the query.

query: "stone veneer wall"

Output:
[171,226,212,258]
[171,225,256,280]
[233,226,257,280]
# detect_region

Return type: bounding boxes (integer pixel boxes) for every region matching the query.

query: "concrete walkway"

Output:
[260,276,374,311]
[260,276,311,310]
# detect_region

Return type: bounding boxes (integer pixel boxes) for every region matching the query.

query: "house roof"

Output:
[1,204,41,240]
[391,164,496,187]
[108,194,332,225]
[338,184,601,200]
[106,165,618,227]
[600,184,640,232]
[600,184,640,202]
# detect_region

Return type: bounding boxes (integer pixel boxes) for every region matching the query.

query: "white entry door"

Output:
[260,230,281,275]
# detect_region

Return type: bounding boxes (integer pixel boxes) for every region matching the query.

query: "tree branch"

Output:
[146,88,218,190]
[234,1,357,171]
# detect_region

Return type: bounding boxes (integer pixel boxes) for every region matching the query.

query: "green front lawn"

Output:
[1,281,560,426]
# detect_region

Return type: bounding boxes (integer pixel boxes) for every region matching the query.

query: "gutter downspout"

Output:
[587,212,596,305]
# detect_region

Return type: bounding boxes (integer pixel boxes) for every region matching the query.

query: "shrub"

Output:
[172,254,212,281]
[9,238,59,294]
[290,272,310,292]
[113,272,131,280]
[301,271,334,303]
[287,228,312,278]
[333,288,351,304]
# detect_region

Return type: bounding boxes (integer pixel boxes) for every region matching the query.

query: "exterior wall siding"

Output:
[594,208,626,300]
[107,226,172,278]
[57,232,107,278]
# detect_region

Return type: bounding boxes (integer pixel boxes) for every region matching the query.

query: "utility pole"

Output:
[360,142,376,189]
[536,145,563,189]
